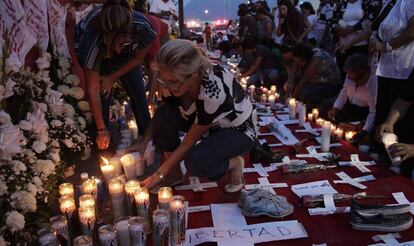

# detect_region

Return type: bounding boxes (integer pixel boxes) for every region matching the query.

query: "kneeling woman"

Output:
[142,39,258,193]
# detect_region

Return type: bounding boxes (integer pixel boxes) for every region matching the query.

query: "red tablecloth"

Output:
[172,114,414,246]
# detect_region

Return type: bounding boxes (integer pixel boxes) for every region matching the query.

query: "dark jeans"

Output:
[101,57,150,135]
[337,102,369,123]
[335,45,369,81]
[298,82,340,107]
[153,103,254,180]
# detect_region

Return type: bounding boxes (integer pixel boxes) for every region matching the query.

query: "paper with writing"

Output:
[295,123,320,136]
[296,146,331,161]
[369,233,406,246]
[338,154,375,173]
[392,192,414,215]
[185,220,308,246]
[184,202,211,228]
[261,116,299,145]
[308,194,350,216]
[245,177,289,194]
[291,180,338,198]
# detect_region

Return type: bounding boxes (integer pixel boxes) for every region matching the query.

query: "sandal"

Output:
[224,156,245,193]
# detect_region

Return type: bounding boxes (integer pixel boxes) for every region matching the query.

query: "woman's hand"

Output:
[96,129,110,150]
[375,123,394,142]
[100,75,115,98]
[142,172,162,190]
[389,143,414,162]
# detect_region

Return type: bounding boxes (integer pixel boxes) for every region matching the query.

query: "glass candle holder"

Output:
[59,183,74,197]
[158,187,173,211]
[135,188,151,234]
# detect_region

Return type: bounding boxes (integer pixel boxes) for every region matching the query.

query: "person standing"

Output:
[149,0,178,33]
[203,22,213,51]
[76,0,156,149]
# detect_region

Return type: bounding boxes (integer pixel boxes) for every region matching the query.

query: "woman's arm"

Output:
[292,59,322,98]
[86,69,105,130]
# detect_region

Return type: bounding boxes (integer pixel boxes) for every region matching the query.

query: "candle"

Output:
[158,187,173,211]
[98,224,117,246]
[50,215,69,242]
[316,118,324,126]
[73,235,93,246]
[321,121,331,153]
[81,179,97,196]
[135,188,151,234]
[111,156,123,176]
[128,120,139,140]
[129,216,147,246]
[100,156,116,184]
[270,85,277,93]
[143,140,155,166]
[114,216,131,246]
[59,196,76,216]
[268,95,276,108]
[261,94,267,103]
[330,124,337,135]
[345,131,356,141]
[297,102,306,127]
[307,113,313,121]
[262,87,268,94]
[109,178,126,220]
[79,194,95,208]
[288,98,296,119]
[335,128,344,139]
[249,85,255,99]
[78,206,96,236]
[37,228,58,246]
[59,183,74,198]
[125,180,141,197]
[120,152,144,179]
[312,108,319,119]
[170,196,186,246]
[241,83,247,91]
[382,133,401,164]
[152,209,169,246]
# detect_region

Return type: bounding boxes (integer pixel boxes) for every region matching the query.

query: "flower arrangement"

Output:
[0,48,92,244]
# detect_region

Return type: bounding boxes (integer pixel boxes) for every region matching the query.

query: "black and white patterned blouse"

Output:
[331,0,382,30]
[196,65,258,141]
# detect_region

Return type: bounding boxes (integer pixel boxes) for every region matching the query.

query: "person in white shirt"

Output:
[149,0,178,32]
[328,54,377,144]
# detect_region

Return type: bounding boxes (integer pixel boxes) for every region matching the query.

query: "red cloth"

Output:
[145,14,169,62]
[170,117,414,245]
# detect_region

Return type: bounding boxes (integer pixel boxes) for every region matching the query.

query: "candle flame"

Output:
[100,155,109,165]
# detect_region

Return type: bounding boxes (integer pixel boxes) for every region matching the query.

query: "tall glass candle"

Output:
[109,178,126,220]
[316,118,324,126]
[59,183,74,198]
[100,156,116,184]
[288,98,296,119]
[125,180,140,215]
[78,206,96,236]
[158,187,173,211]
[321,121,331,152]
[59,195,76,217]
[135,188,151,234]
[79,194,95,208]
[128,120,139,140]
[50,215,69,242]
[312,108,319,119]
[297,102,306,127]
[249,85,255,99]
[81,179,97,197]
[152,209,169,246]
[115,216,131,246]
[73,235,93,246]
[307,113,313,121]
[129,216,146,246]
[170,196,186,246]
[98,224,118,246]
[120,153,140,180]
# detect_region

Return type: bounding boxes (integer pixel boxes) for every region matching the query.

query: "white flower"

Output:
[23,150,36,163]
[0,111,11,125]
[78,117,87,130]
[57,85,70,96]
[64,104,75,118]
[50,140,60,148]
[19,120,33,131]
[4,78,16,99]
[47,152,60,163]
[59,57,71,70]
[65,74,80,86]
[32,140,47,154]
[69,87,85,100]
[84,112,93,123]
[51,119,63,128]
[78,101,90,112]
[11,191,37,212]
[0,235,8,246]
[33,159,55,177]
[32,176,43,187]
[57,69,64,79]
[63,139,74,148]
[26,183,38,196]
[35,52,52,70]
[11,161,27,175]
[37,129,49,143]
[6,211,25,233]
[64,117,75,127]
[0,179,8,196]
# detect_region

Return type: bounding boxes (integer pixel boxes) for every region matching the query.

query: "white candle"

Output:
[312,108,319,119]
[249,85,255,99]
[241,83,247,91]
[59,196,76,216]
[128,120,139,140]
[307,113,313,121]
[170,196,186,246]
[125,180,140,198]
[268,95,276,108]
[59,183,74,198]
[345,131,356,141]
[158,187,173,211]
[143,141,155,166]
[114,216,131,246]
[110,156,123,176]
[135,188,150,232]
[100,156,115,184]
[79,194,95,208]
[382,133,401,164]
[109,178,126,220]
[316,118,324,126]
[270,85,277,93]
[288,98,296,119]
[120,153,137,180]
[297,102,306,127]
[330,124,337,135]
[321,122,331,152]
[79,206,96,235]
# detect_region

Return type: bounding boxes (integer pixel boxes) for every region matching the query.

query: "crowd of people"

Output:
[74,0,414,192]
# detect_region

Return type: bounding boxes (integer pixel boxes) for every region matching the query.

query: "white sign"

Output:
[338,154,375,173]
[260,116,299,145]
[369,233,414,246]
[333,171,375,190]
[244,163,278,177]
[392,192,414,215]
[291,180,338,198]
[244,177,289,194]
[184,202,211,228]
[296,146,331,161]
[185,220,308,246]
[175,177,218,192]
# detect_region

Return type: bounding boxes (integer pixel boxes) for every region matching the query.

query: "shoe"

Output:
[225,156,245,193]
[250,141,284,164]
[351,200,411,216]
[350,211,413,232]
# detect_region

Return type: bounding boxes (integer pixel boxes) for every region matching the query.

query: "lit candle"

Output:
[158,187,173,211]
[345,131,356,141]
[270,85,277,93]
[78,206,96,236]
[288,98,296,119]
[330,124,337,135]
[79,194,95,208]
[120,152,144,179]
[114,216,131,246]
[249,85,255,99]
[128,120,138,140]
[312,108,319,119]
[268,95,276,108]
[81,179,97,196]
[100,156,116,184]
[125,180,141,197]
[307,113,313,121]
[59,183,74,198]
[382,133,401,164]
[262,87,268,94]
[274,92,280,101]
[335,128,344,139]
[109,178,126,220]
[297,102,306,127]
[59,195,76,216]
[316,118,324,126]
[135,188,151,234]
[261,94,267,103]
[170,196,186,246]
[321,121,331,153]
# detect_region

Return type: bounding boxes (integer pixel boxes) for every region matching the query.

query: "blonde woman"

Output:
[141,39,257,192]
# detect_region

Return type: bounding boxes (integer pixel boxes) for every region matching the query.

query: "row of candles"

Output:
[56,178,186,246]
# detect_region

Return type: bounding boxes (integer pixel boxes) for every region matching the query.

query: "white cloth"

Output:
[149,0,177,28]
[342,0,367,46]
[376,0,414,80]
[23,0,49,51]
[48,0,70,57]
[333,73,378,133]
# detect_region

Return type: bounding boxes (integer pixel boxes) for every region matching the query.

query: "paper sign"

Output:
[338,154,375,173]
[185,220,308,246]
[244,177,289,194]
[258,139,267,145]
[333,172,375,190]
[175,177,218,192]
[277,114,291,121]
[280,119,300,125]
[261,116,299,145]
[392,192,414,215]
[211,204,247,228]
[295,122,320,136]
[369,233,408,246]
[296,146,331,162]
[291,180,338,198]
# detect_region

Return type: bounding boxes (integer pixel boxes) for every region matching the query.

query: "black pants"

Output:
[153,103,254,180]
[335,45,369,82]
[337,102,369,124]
